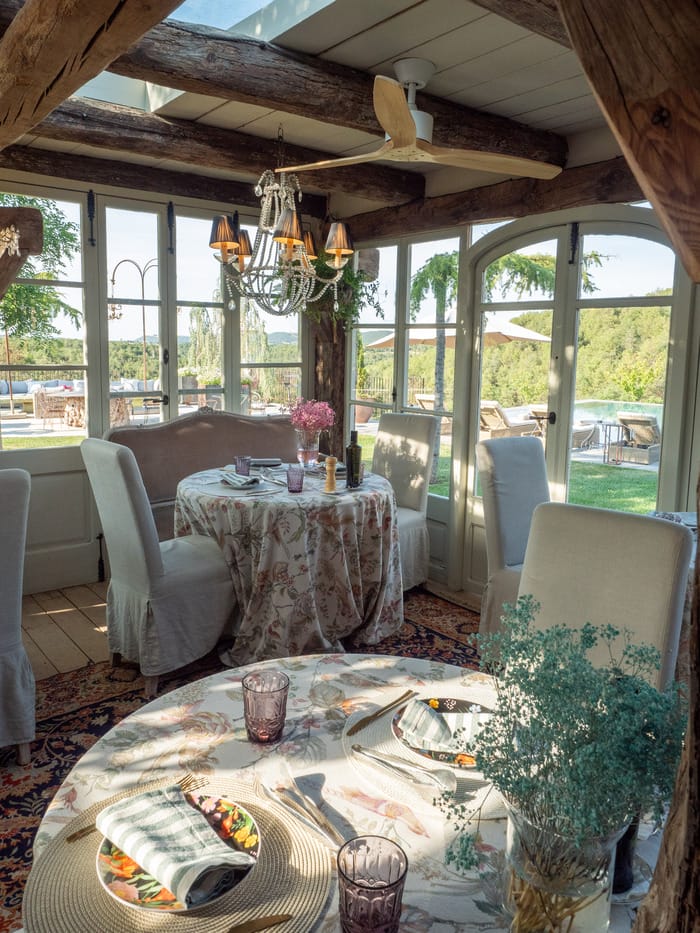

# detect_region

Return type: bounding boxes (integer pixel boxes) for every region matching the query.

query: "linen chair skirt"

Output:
[396,505,430,591]
[0,644,36,747]
[107,535,236,677]
[480,565,522,637]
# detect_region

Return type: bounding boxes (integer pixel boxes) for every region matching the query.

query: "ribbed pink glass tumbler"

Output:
[337,835,408,933]
[241,670,289,743]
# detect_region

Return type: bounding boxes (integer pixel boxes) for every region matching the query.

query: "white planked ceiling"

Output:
[157,0,616,165]
[25,0,620,213]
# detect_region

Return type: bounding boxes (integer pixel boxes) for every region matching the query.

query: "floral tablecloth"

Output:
[31,654,646,931]
[174,469,404,665]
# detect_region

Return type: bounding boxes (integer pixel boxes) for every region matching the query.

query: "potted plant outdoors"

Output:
[439,596,685,933]
[178,368,198,405]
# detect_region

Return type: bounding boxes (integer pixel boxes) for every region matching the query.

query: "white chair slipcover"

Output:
[372,412,439,590]
[80,438,236,695]
[0,468,34,763]
[475,436,550,636]
[519,502,693,689]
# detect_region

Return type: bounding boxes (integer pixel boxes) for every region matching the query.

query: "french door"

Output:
[460,205,691,596]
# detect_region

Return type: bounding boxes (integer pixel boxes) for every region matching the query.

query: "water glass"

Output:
[235,455,252,476]
[337,835,408,933]
[286,465,305,493]
[241,670,289,743]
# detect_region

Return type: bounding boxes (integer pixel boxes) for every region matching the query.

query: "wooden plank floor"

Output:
[22,582,110,680]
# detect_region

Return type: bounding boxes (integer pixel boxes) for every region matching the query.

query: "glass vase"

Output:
[503,804,624,933]
[296,429,320,468]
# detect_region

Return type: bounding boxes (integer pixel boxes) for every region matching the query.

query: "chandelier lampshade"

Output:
[325,222,354,269]
[209,213,240,263]
[209,169,354,316]
[303,230,319,260]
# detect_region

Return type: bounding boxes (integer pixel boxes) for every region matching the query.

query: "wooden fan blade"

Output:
[416,139,563,179]
[373,75,417,147]
[276,140,396,174]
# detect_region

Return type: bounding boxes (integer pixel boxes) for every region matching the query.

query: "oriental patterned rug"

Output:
[0,589,479,933]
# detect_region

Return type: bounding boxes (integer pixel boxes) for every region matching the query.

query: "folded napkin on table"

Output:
[250,457,282,467]
[95,784,256,908]
[397,698,490,754]
[220,469,261,489]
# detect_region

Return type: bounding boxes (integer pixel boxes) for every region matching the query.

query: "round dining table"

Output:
[174,467,404,666]
[25,654,648,932]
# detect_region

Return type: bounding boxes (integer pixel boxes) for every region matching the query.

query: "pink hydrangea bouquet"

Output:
[289,398,335,433]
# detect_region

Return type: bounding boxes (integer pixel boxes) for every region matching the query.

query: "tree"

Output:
[0,193,80,442]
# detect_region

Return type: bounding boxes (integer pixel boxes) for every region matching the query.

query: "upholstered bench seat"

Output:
[104,408,298,539]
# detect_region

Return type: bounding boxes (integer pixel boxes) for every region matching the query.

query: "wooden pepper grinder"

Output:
[324,456,337,493]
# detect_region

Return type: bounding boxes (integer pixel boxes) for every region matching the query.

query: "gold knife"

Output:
[226,914,293,933]
[346,688,417,736]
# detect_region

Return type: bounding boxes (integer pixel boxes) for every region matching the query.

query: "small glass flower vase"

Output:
[503,804,623,933]
[296,429,320,468]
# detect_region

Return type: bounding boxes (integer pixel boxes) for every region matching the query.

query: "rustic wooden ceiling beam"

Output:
[0,144,328,217]
[469,0,571,48]
[345,157,642,240]
[0,1,567,169]
[0,205,42,299]
[556,0,700,282]
[110,21,568,167]
[32,98,423,205]
[0,0,183,151]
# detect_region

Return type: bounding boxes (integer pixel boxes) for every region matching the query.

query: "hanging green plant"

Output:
[304,253,384,328]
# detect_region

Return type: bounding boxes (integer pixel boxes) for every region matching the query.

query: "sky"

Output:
[171,0,269,29]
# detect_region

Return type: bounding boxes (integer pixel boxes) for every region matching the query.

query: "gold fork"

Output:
[65,772,205,843]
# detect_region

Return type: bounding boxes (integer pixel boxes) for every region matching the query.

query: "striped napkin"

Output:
[397,698,489,753]
[220,469,261,489]
[95,784,256,908]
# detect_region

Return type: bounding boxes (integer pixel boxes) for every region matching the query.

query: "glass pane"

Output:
[357,245,396,326]
[483,240,558,303]
[353,330,393,406]
[566,304,670,512]
[176,303,223,415]
[106,207,162,424]
[408,238,459,498]
[0,190,84,450]
[242,366,301,414]
[578,235,675,299]
[241,301,300,364]
[476,308,552,492]
[406,327,456,410]
[177,215,223,302]
[106,208,160,301]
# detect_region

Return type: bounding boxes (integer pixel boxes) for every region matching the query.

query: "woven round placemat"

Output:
[24,778,334,933]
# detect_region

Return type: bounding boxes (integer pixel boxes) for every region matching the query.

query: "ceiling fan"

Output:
[277,58,563,181]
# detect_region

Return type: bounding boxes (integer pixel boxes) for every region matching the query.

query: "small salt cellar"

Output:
[324,456,337,493]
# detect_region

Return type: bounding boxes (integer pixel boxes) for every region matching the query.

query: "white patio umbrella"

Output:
[364,320,549,349]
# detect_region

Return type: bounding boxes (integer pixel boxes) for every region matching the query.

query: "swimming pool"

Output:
[574,399,663,428]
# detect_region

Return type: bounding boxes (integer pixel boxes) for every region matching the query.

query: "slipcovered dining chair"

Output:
[80,438,236,697]
[519,502,693,689]
[475,436,550,637]
[0,468,34,764]
[371,412,439,590]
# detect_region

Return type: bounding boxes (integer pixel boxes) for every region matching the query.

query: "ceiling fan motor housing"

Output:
[391,58,436,142]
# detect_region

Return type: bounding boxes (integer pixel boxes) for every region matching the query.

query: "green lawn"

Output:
[360,433,657,512]
[567,461,658,513]
[0,434,83,449]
